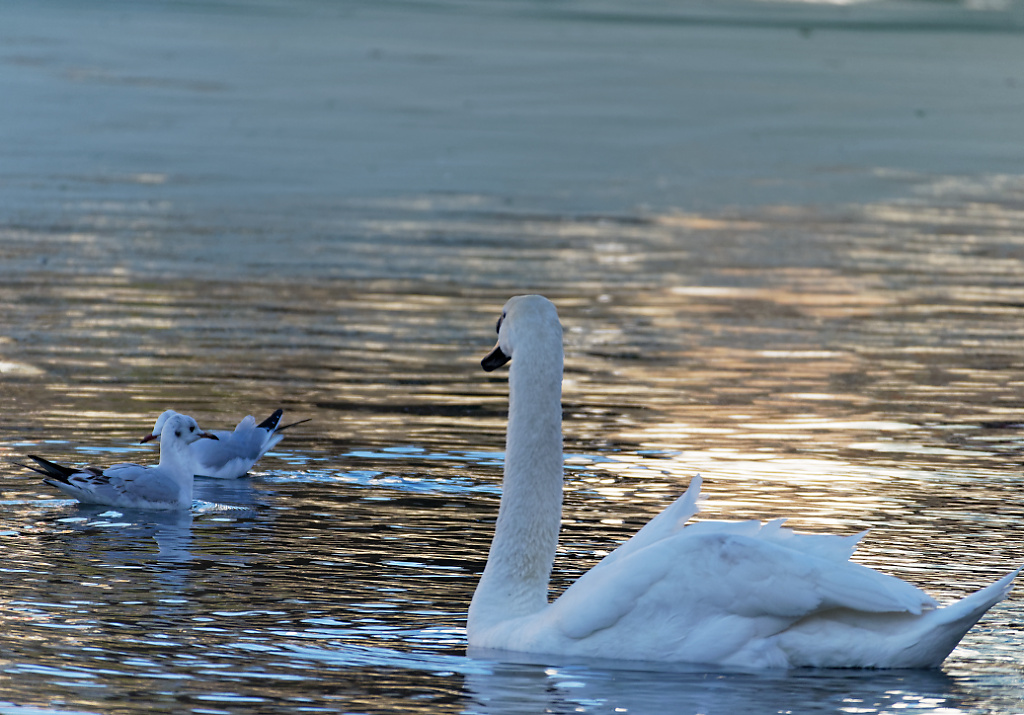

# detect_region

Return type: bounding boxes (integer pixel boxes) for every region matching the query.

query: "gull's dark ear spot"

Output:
[175,430,182,438]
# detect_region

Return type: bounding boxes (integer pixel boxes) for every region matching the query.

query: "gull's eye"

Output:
[189,425,195,432]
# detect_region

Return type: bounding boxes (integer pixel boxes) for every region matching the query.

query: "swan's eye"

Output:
[496,314,504,334]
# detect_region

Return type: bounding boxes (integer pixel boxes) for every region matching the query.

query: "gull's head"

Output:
[482,295,561,372]
[141,409,180,443]
[151,413,217,445]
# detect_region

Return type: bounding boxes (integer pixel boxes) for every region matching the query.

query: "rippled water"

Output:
[3,1,1024,713]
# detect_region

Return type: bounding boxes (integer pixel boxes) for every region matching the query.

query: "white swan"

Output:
[22,413,216,510]
[143,408,307,479]
[468,295,1019,668]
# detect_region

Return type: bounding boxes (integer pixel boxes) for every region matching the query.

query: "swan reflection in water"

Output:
[464,648,966,715]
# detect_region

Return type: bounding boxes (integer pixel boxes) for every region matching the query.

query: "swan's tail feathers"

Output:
[935,567,1019,627]
[902,567,1020,668]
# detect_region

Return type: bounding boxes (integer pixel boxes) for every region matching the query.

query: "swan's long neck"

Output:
[158,437,195,502]
[470,334,564,632]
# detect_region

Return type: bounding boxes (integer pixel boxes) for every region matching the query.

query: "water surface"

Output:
[2,1,1024,713]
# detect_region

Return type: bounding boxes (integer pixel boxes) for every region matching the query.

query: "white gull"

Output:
[143,408,307,479]
[23,413,216,511]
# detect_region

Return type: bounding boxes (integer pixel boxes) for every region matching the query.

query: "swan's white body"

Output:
[145,409,290,479]
[468,295,1019,668]
[24,414,216,510]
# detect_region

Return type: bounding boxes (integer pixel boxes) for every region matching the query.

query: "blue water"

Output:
[3,0,1023,220]
[2,1,1024,713]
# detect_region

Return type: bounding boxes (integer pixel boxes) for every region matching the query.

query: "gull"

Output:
[142,408,308,479]
[22,413,216,510]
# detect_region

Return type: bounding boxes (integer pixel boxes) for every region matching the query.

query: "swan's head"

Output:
[141,409,181,443]
[159,413,218,445]
[482,295,561,372]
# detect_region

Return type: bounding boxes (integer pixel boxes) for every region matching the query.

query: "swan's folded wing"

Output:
[685,518,865,562]
[587,475,703,575]
[551,530,936,644]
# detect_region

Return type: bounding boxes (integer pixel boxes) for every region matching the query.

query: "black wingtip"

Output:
[21,455,78,482]
[13,460,40,475]
[257,409,285,431]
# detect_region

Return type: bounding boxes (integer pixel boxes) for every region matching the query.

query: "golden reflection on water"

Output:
[3,189,1023,484]
[3,185,1024,472]
[2,181,1024,710]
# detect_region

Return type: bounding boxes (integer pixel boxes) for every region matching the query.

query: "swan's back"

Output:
[471,477,1016,669]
